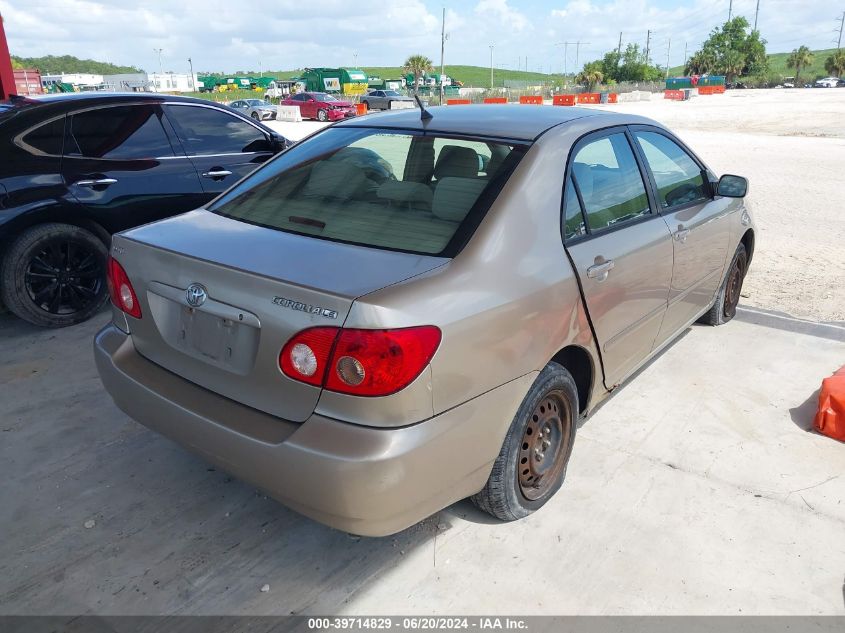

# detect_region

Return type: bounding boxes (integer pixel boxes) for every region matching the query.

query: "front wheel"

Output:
[1,223,109,327]
[251,112,260,121]
[471,363,578,521]
[699,242,748,325]
[317,109,328,122]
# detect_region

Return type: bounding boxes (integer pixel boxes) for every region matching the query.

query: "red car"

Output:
[281,92,356,121]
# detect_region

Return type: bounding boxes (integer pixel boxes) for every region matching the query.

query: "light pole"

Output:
[489,44,494,90]
[188,57,195,91]
[440,7,446,105]
[353,51,358,67]
[153,48,163,90]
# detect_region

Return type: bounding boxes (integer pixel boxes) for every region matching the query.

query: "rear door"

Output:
[62,103,206,232]
[162,103,275,196]
[563,128,674,388]
[630,127,731,347]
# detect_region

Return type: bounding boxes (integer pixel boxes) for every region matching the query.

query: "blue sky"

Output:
[1,0,839,76]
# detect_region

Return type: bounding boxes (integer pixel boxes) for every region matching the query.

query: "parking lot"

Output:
[2,89,845,616]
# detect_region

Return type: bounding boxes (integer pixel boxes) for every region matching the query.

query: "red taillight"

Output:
[107,256,142,319]
[279,326,441,397]
[279,327,339,387]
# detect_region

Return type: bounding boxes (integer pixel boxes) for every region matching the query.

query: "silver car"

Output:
[229,98,277,121]
[95,105,755,536]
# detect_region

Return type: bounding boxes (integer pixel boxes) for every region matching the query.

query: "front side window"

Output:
[633,131,709,208]
[210,128,527,256]
[67,105,174,159]
[571,133,651,232]
[164,105,268,156]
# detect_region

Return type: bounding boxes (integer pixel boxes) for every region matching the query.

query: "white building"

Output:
[102,73,150,92]
[147,73,198,93]
[42,73,104,88]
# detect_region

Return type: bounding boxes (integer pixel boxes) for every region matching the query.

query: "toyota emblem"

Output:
[186,283,208,307]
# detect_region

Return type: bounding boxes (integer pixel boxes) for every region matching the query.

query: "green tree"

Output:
[583,43,662,84]
[824,49,845,77]
[576,66,604,91]
[786,45,814,85]
[688,17,767,80]
[403,54,433,93]
[10,54,142,74]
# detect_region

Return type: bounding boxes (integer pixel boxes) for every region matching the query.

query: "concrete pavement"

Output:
[1,307,843,615]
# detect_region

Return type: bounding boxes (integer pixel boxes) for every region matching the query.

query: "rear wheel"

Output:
[471,363,578,521]
[0,223,109,327]
[317,108,328,122]
[699,242,747,325]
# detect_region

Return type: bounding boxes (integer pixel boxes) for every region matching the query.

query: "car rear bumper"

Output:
[94,324,535,536]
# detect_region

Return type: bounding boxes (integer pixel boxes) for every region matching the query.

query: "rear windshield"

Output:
[210,127,527,256]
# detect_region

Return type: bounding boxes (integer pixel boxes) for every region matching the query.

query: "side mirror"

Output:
[271,134,290,152]
[716,174,748,198]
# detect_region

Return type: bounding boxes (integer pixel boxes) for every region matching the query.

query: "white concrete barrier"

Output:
[276,106,303,122]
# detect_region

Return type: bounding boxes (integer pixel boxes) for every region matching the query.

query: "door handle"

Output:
[75,178,118,187]
[674,228,691,243]
[202,169,233,179]
[586,259,615,280]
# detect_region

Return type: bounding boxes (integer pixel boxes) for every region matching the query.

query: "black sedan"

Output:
[0,92,288,327]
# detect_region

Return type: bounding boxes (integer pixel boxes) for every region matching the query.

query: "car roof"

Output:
[335,104,611,141]
[25,92,202,105]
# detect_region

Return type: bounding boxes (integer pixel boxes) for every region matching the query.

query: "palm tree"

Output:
[575,68,604,92]
[403,54,434,93]
[786,45,814,86]
[825,49,845,78]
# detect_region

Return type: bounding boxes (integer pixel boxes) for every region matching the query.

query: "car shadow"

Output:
[0,312,443,616]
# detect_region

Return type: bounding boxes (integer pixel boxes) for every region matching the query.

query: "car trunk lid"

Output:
[113,210,447,422]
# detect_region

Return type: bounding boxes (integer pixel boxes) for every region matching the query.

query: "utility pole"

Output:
[440,7,445,104]
[188,57,194,91]
[489,45,494,89]
[617,31,623,58]
[665,38,671,79]
[683,42,688,69]
[754,0,760,31]
[153,48,163,77]
[645,31,651,64]
[837,11,845,49]
[728,0,733,21]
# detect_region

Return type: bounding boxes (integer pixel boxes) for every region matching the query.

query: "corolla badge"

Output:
[186,283,208,307]
[273,296,338,319]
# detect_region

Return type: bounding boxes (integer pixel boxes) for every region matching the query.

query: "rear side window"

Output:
[563,176,586,240]
[571,133,651,232]
[67,105,175,159]
[633,131,709,208]
[210,128,527,256]
[21,117,65,155]
[164,105,269,155]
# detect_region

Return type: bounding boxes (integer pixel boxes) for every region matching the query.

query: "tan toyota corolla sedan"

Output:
[95,105,755,536]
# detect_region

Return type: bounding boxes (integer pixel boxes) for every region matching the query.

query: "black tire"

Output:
[317,109,328,122]
[0,223,109,328]
[362,100,370,110]
[471,363,578,521]
[699,242,748,326]
[251,112,260,121]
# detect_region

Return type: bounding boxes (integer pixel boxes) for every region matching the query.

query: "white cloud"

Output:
[0,0,837,75]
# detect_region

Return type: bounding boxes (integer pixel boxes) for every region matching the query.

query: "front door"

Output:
[564,130,674,388]
[62,103,206,233]
[630,128,732,347]
[162,104,276,196]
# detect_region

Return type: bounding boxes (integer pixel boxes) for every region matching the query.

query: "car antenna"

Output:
[414,93,433,121]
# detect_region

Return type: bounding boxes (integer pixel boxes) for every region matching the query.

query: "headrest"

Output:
[302,161,366,200]
[432,177,487,222]
[377,181,433,207]
[434,146,479,180]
